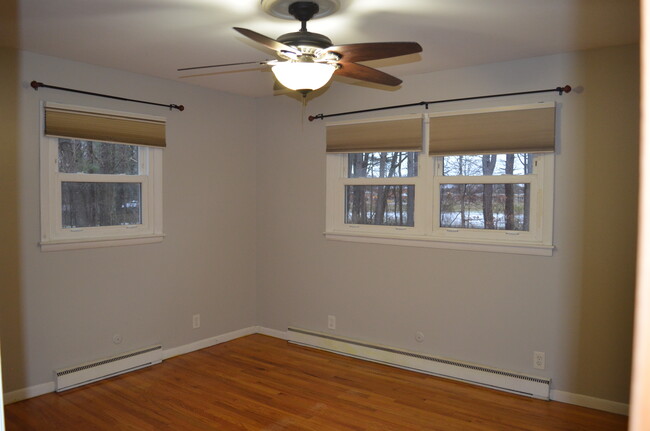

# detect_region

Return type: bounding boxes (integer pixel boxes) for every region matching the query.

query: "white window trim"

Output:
[39,103,164,251]
[324,105,555,256]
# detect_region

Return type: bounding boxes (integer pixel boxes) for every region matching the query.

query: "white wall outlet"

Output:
[327,315,336,330]
[112,334,122,344]
[192,314,200,329]
[533,351,545,370]
[415,331,425,343]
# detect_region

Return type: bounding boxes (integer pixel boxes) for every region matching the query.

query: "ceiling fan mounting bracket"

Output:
[289,2,319,24]
[260,0,340,21]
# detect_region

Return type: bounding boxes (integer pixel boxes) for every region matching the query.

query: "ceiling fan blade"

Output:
[177,60,268,72]
[334,62,403,86]
[327,42,422,63]
[233,27,300,56]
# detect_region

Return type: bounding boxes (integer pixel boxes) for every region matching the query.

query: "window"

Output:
[325,104,555,255]
[345,152,418,227]
[40,103,164,251]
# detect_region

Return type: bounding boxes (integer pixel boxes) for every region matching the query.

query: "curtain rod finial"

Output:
[31,80,42,90]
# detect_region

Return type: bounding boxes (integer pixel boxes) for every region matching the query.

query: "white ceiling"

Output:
[12,0,639,97]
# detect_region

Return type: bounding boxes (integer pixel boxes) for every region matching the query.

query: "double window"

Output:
[40,103,164,251]
[325,103,555,255]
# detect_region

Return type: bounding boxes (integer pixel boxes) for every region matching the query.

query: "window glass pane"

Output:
[443,154,534,176]
[440,183,530,231]
[61,182,142,228]
[58,139,139,175]
[345,185,415,226]
[348,152,418,178]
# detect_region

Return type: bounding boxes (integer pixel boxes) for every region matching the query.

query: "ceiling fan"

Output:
[178,0,423,95]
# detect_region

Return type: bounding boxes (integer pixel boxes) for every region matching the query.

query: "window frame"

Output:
[325,108,555,256]
[39,103,164,251]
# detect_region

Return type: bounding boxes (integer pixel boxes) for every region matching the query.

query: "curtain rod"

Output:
[308,85,571,122]
[30,81,184,112]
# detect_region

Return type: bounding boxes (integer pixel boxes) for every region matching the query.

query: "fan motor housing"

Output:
[277,31,333,49]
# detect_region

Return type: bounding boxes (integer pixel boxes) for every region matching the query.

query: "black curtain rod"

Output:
[308,85,571,122]
[30,81,184,112]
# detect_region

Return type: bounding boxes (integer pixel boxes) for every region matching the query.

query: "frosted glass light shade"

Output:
[272,62,336,91]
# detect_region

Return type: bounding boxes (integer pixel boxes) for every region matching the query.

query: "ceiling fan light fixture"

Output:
[271,61,336,91]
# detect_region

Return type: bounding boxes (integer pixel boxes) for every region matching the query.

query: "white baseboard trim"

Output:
[3,381,55,405]
[257,326,288,340]
[550,390,629,416]
[162,326,258,360]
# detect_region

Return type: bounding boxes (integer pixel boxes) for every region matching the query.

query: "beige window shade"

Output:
[428,106,555,156]
[326,117,423,153]
[45,106,166,148]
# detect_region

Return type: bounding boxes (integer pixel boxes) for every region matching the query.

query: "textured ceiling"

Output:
[9,0,640,97]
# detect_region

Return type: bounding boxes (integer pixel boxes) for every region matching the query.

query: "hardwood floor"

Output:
[5,334,627,430]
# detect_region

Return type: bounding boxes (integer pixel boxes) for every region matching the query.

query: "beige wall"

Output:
[0,47,22,405]
[255,45,639,403]
[3,51,258,392]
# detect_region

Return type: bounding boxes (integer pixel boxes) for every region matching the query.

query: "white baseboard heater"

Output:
[287,327,551,400]
[55,344,163,392]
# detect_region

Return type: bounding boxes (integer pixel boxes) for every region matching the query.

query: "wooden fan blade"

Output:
[233,27,300,55]
[326,42,422,63]
[334,62,403,86]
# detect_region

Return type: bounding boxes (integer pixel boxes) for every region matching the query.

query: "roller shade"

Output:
[428,106,555,156]
[326,117,423,153]
[45,105,166,148]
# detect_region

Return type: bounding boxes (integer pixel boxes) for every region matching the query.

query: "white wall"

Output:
[1,51,258,392]
[255,45,639,404]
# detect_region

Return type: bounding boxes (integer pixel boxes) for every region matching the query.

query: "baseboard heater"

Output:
[287,327,551,400]
[55,344,163,392]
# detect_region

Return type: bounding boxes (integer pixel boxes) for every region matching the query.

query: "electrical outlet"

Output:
[192,314,200,329]
[533,351,545,370]
[328,315,336,330]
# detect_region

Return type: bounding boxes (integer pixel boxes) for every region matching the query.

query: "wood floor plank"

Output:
[5,334,628,430]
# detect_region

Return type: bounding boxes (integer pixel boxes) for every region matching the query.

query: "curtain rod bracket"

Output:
[30,80,184,112]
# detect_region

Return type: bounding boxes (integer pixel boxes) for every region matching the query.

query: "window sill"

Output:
[324,231,554,256]
[40,234,165,252]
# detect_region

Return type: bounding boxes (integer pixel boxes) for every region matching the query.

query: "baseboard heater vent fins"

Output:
[287,327,551,400]
[55,344,163,392]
